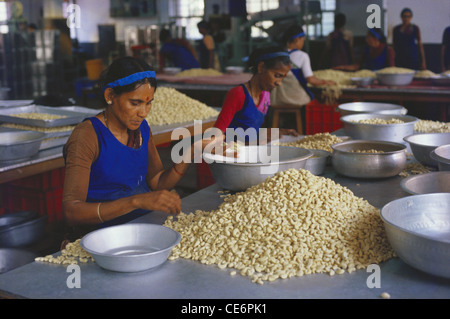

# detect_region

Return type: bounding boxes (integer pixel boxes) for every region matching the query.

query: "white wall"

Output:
[385,0,450,44]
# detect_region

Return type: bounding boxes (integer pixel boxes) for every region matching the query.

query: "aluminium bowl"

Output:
[338,102,407,117]
[400,171,450,195]
[403,133,450,167]
[430,144,450,171]
[0,248,38,274]
[0,211,39,231]
[0,131,45,162]
[350,77,374,86]
[340,113,418,144]
[376,72,414,86]
[80,223,181,273]
[0,215,47,248]
[203,145,312,191]
[331,140,407,178]
[304,149,330,175]
[380,193,450,278]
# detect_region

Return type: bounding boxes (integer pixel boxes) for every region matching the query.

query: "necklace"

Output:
[248,80,256,104]
[103,111,109,129]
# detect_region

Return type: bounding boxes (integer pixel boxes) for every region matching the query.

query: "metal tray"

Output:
[0,105,89,128]
[431,76,450,86]
[40,136,69,150]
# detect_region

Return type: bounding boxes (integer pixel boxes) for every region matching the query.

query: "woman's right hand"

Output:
[134,190,182,215]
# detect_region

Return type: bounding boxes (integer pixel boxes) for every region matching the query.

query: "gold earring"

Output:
[107,101,112,105]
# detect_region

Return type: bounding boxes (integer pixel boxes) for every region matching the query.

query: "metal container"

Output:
[430,144,450,171]
[304,149,330,175]
[0,131,45,162]
[403,133,450,167]
[331,140,407,178]
[376,72,414,86]
[203,146,313,191]
[0,248,38,274]
[340,114,418,144]
[0,216,47,247]
[431,75,450,86]
[338,102,407,117]
[226,66,244,74]
[163,67,181,75]
[400,172,450,195]
[0,211,39,230]
[80,223,181,273]
[350,77,374,86]
[381,193,450,279]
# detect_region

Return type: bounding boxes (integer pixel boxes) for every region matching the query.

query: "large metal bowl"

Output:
[80,223,181,273]
[304,149,330,175]
[376,72,414,86]
[338,102,407,117]
[340,113,418,143]
[0,215,47,247]
[403,133,450,167]
[400,172,450,195]
[350,77,374,86]
[0,211,39,230]
[380,193,450,278]
[331,140,407,178]
[430,144,450,171]
[0,131,45,162]
[203,145,313,191]
[0,248,38,274]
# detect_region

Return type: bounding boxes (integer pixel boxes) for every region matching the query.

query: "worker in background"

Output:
[322,13,354,68]
[197,20,220,70]
[334,28,395,71]
[158,29,200,71]
[441,25,450,72]
[393,8,426,70]
[214,46,298,143]
[272,24,335,109]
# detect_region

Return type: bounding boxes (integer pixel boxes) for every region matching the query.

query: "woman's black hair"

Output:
[247,46,290,74]
[367,28,387,44]
[282,24,305,45]
[159,29,172,43]
[99,56,157,105]
[401,7,413,17]
[334,13,346,29]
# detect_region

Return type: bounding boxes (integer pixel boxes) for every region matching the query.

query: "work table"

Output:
[1,166,449,299]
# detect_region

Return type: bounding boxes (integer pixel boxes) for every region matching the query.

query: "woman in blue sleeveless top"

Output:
[334,28,395,72]
[63,57,226,230]
[393,8,426,70]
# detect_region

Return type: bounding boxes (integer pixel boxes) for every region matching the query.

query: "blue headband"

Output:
[290,31,306,41]
[369,29,382,41]
[103,71,156,93]
[254,52,290,64]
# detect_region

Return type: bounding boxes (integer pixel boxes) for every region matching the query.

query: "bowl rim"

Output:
[400,171,450,195]
[0,215,47,234]
[380,193,450,244]
[340,113,418,126]
[338,102,403,112]
[434,144,450,161]
[403,132,450,145]
[0,131,46,146]
[331,139,407,154]
[80,223,181,258]
[203,145,313,166]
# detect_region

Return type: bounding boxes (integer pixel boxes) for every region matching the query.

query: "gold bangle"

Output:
[97,202,104,223]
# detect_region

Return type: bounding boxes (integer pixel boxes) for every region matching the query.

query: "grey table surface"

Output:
[1,165,450,299]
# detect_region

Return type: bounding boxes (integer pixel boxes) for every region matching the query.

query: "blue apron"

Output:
[87,117,151,227]
[394,25,419,70]
[289,49,314,100]
[362,45,388,71]
[227,84,267,142]
[160,42,200,70]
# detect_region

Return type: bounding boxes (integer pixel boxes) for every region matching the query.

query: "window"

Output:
[246,0,279,38]
[306,0,336,38]
[0,2,8,34]
[168,0,204,40]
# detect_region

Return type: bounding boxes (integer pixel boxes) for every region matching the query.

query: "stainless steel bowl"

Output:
[403,133,450,167]
[400,172,450,195]
[340,113,418,143]
[331,140,407,178]
[0,131,45,162]
[80,223,181,273]
[381,193,450,278]
[350,77,374,86]
[304,149,330,175]
[376,72,414,86]
[430,144,450,171]
[0,215,47,247]
[0,248,38,274]
[338,102,407,117]
[0,211,39,230]
[203,146,313,191]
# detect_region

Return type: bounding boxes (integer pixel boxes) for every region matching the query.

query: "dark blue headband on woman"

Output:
[103,71,156,93]
[254,52,290,64]
[369,28,382,41]
[289,31,306,41]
